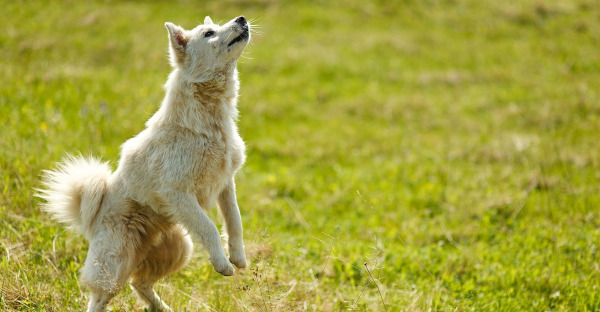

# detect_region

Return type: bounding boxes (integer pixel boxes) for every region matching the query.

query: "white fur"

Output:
[38,155,111,239]
[38,16,251,312]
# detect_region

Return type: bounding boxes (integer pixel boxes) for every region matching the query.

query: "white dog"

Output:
[38,15,251,312]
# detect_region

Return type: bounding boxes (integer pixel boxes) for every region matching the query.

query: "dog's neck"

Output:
[147,68,240,132]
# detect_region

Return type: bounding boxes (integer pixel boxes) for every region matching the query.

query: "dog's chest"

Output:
[197,131,243,177]
[191,127,245,204]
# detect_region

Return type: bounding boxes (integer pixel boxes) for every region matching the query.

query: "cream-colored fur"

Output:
[38,15,251,312]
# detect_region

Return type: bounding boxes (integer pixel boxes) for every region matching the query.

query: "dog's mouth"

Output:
[227,28,249,47]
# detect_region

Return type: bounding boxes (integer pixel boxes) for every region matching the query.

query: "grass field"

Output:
[1,0,600,311]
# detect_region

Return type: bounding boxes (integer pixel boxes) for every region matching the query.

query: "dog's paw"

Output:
[228,242,247,268]
[211,257,235,276]
[229,252,247,269]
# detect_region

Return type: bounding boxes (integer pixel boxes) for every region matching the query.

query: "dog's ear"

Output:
[165,22,188,67]
[204,16,214,25]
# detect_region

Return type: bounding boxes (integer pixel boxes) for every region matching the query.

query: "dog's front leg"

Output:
[217,178,247,268]
[161,190,234,276]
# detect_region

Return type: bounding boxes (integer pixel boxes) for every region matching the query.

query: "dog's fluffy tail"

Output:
[37,155,112,237]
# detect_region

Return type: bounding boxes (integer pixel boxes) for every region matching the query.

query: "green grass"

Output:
[1,0,600,311]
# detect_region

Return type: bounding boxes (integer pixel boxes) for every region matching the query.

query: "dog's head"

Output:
[165,16,250,81]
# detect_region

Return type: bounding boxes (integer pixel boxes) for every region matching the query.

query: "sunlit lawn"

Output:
[1,0,599,311]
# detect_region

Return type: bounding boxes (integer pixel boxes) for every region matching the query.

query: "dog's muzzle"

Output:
[228,16,249,47]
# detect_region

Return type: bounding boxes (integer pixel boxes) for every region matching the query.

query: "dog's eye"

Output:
[205,31,215,38]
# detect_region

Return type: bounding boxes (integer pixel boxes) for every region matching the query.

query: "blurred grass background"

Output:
[1,0,599,311]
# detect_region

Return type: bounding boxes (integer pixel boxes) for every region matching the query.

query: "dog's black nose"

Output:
[235,16,246,25]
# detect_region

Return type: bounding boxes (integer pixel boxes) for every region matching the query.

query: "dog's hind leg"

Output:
[130,278,172,312]
[81,234,136,312]
[87,292,116,312]
[130,225,193,312]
